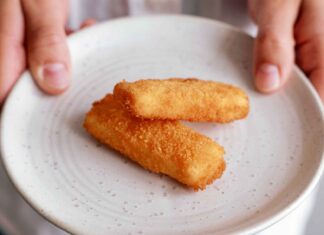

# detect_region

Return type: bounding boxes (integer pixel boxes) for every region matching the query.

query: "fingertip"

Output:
[36,62,70,95]
[0,93,7,106]
[40,83,70,95]
[309,69,324,104]
[65,27,74,35]
[80,18,96,29]
[255,63,281,93]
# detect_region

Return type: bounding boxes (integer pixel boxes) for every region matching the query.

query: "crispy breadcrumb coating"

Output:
[113,78,249,123]
[84,94,225,190]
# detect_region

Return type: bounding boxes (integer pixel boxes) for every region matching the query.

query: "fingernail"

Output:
[256,64,280,92]
[41,63,69,90]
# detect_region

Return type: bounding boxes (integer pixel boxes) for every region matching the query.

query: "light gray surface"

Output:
[304,178,324,235]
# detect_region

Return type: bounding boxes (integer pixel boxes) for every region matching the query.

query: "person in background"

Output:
[0,0,323,234]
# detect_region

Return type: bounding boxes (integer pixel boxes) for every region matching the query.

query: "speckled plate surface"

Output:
[1,16,324,235]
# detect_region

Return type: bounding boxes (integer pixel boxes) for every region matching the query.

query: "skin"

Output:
[0,0,323,105]
[0,0,95,104]
[249,0,324,101]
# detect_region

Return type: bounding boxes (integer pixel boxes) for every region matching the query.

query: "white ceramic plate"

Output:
[1,16,324,235]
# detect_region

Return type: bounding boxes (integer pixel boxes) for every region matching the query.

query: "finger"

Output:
[297,37,324,102]
[295,36,324,75]
[295,0,324,102]
[309,69,324,102]
[65,27,74,35]
[80,18,96,29]
[0,0,25,105]
[22,0,70,95]
[251,0,301,93]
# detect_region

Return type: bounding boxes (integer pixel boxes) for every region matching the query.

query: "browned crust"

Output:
[113,78,249,123]
[84,94,225,191]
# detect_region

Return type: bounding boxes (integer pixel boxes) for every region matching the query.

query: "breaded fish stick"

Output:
[84,94,225,190]
[113,78,249,123]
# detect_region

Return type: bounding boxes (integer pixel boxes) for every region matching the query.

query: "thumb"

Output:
[22,0,70,94]
[249,0,301,93]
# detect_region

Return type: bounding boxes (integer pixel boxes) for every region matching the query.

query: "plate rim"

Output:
[1,15,324,235]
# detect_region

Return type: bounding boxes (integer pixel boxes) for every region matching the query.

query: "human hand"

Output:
[249,0,324,102]
[0,0,95,105]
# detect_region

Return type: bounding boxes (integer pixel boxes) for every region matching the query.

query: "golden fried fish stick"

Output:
[84,94,225,190]
[113,78,249,123]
